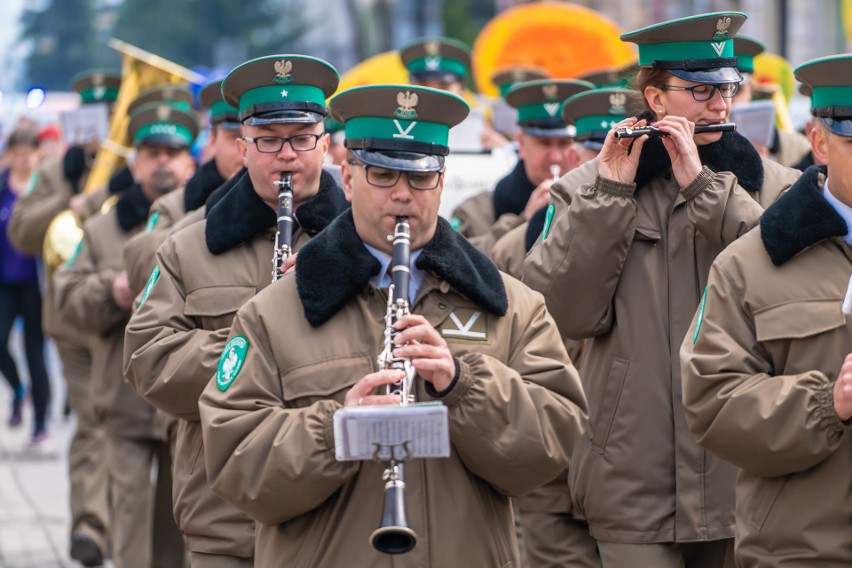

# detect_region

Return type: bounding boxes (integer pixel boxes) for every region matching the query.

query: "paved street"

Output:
[0,332,77,568]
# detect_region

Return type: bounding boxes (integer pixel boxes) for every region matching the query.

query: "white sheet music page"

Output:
[334,403,450,462]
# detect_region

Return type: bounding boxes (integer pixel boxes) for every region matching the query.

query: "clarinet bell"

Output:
[370,478,417,554]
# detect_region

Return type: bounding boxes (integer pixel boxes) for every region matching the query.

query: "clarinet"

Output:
[614,122,736,139]
[371,216,417,555]
[271,172,294,282]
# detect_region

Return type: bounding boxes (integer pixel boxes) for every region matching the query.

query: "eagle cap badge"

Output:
[156,105,171,121]
[609,92,627,114]
[273,59,293,84]
[542,84,558,99]
[713,16,732,40]
[424,40,440,56]
[395,90,419,119]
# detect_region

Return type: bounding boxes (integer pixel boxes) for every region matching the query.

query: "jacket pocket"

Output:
[590,356,629,453]
[633,226,661,242]
[744,474,790,532]
[281,353,374,408]
[185,285,256,329]
[754,298,845,341]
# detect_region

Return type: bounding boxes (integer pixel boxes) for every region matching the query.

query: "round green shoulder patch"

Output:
[449,217,462,231]
[217,335,250,392]
[541,202,556,242]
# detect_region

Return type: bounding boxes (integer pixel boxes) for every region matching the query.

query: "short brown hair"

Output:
[629,68,672,119]
[6,128,39,149]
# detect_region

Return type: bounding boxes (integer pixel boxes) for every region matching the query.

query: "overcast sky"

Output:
[0,0,26,92]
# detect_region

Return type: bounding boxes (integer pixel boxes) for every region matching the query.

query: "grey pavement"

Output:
[0,331,86,568]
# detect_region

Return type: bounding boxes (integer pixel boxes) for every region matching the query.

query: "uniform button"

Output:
[368,289,374,295]
[663,172,672,181]
[438,302,447,310]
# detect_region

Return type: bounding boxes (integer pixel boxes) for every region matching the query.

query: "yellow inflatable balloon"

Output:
[473,1,635,97]
[336,51,409,95]
[753,52,795,102]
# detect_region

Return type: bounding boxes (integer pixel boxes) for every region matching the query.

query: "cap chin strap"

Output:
[345,137,450,156]
[651,57,738,71]
[238,101,327,123]
[813,106,852,119]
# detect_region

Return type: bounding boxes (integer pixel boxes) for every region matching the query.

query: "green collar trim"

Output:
[638,39,734,67]
[239,84,327,114]
[737,54,755,73]
[518,102,567,122]
[210,99,238,119]
[407,56,467,78]
[345,117,449,145]
[811,86,852,111]
[574,115,626,136]
[80,86,119,103]
[134,122,194,146]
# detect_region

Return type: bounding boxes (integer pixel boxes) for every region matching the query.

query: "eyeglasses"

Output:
[657,83,739,101]
[242,133,325,153]
[348,161,442,190]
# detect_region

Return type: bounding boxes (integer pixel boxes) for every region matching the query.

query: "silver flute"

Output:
[614,122,736,139]
[271,172,293,282]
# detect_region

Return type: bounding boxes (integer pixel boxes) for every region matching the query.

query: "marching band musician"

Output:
[123,54,348,567]
[6,70,122,566]
[123,78,243,296]
[55,99,198,568]
[450,79,593,254]
[523,12,800,568]
[681,53,852,568]
[197,84,588,567]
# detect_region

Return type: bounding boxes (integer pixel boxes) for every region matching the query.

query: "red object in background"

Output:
[37,124,61,144]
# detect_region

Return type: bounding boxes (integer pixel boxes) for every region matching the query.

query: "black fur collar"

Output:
[634,130,764,192]
[184,159,227,212]
[62,146,88,194]
[205,169,347,255]
[204,168,246,215]
[115,183,152,232]
[108,166,135,195]
[296,211,508,327]
[760,165,847,265]
[493,160,534,219]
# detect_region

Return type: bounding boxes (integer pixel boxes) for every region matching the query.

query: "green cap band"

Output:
[345,117,449,145]
[238,84,327,115]
[737,54,755,73]
[574,115,625,136]
[80,87,120,103]
[638,39,734,67]
[407,56,468,78]
[811,86,852,110]
[209,99,237,119]
[134,122,195,146]
[518,102,567,123]
[498,83,515,97]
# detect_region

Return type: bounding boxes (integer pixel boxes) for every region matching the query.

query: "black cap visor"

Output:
[821,117,852,138]
[352,148,444,172]
[667,66,743,84]
[410,70,464,85]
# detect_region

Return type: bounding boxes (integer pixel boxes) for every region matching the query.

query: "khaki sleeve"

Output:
[523,169,638,340]
[681,261,848,478]
[436,287,588,497]
[124,237,230,421]
[80,186,110,218]
[8,167,69,255]
[54,227,126,335]
[199,309,360,526]
[450,192,494,239]
[680,167,765,247]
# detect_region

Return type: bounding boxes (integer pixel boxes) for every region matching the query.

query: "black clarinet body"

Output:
[272,172,293,282]
[371,216,417,555]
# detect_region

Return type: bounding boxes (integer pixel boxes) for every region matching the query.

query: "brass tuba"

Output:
[43,38,204,274]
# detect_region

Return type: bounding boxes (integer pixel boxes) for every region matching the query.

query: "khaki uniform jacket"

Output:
[523,132,801,543]
[123,171,347,557]
[56,184,161,440]
[8,153,109,346]
[451,191,525,254]
[198,212,588,568]
[681,166,852,567]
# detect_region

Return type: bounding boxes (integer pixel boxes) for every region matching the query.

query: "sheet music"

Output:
[334,403,450,462]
